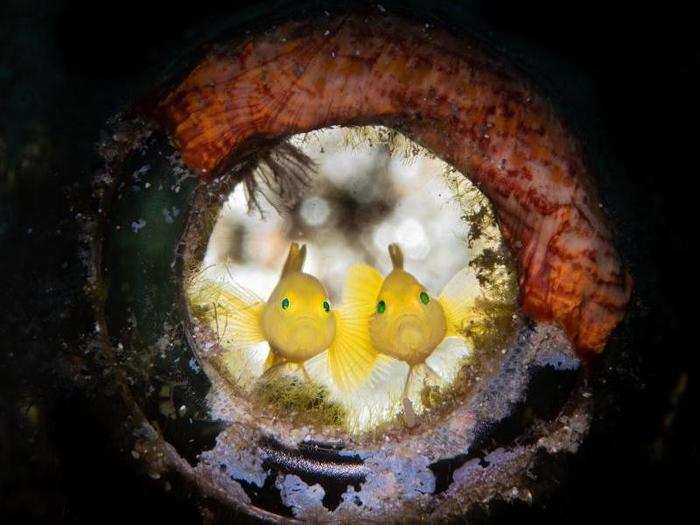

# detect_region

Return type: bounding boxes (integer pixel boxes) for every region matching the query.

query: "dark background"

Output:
[1,0,697,523]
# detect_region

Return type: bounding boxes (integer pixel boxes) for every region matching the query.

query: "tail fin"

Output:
[281,242,307,276]
[388,243,404,270]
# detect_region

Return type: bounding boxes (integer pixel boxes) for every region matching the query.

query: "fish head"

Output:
[262,271,336,362]
[369,268,447,365]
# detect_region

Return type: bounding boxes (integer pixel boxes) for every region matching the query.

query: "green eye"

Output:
[377,300,386,314]
[281,297,290,310]
[323,300,331,313]
[419,291,430,305]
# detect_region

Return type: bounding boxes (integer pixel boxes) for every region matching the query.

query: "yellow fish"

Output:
[261,243,336,368]
[189,242,349,385]
[339,243,477,406]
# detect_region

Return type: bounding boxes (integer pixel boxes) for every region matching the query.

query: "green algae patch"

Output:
[253,376,346,428]
[442,165,521,356]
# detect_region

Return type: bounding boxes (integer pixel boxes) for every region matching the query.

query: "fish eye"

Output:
[322,299,331,313]
[281,297,290,310]
[377,300,386,314]
[419,291,430,305]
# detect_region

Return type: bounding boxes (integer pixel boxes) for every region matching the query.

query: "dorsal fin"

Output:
[388,243,404,270]
[281,242,306,276]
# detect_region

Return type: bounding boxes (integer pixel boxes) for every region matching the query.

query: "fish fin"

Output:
[328,308,379,392]
[403,365,441,398]
[403,366,427,410]
[388,243,404,270]
[281,242,306,276]
[188,277,266,347]
[263,350,286,372]
[425,336,472,383]
[261,359,304,383]
[326,263,384,391]
[323,353,407,435]
[218,340,272,391]
[369,354,405,388]
[403,363,446,415]
[342,263,384,309]
[439,267,482,337]
[192,263,264,305]
[263,354,311,383]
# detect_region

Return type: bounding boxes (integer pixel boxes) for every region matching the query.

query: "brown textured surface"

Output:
[156,14,632,353]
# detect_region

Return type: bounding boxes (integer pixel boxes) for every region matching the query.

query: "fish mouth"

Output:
[393,314,428,352]
[293,316,317,330]
[291,316,318,350]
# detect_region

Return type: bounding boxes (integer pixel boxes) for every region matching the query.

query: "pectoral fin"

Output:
[342,263,384,311]
[188,276,266,348]
[328,308,379,392]
[188,273,270,391]
[327,264,384,392]
[425,336,472,383]
[438,267,481,337]
[263,350,286,372]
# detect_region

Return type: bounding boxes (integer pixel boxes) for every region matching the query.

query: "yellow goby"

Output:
[189,243,348,383]
[336,243,475,402]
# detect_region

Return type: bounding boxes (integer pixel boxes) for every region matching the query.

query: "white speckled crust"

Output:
[276,474,330,520]
[186,322,585,522]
